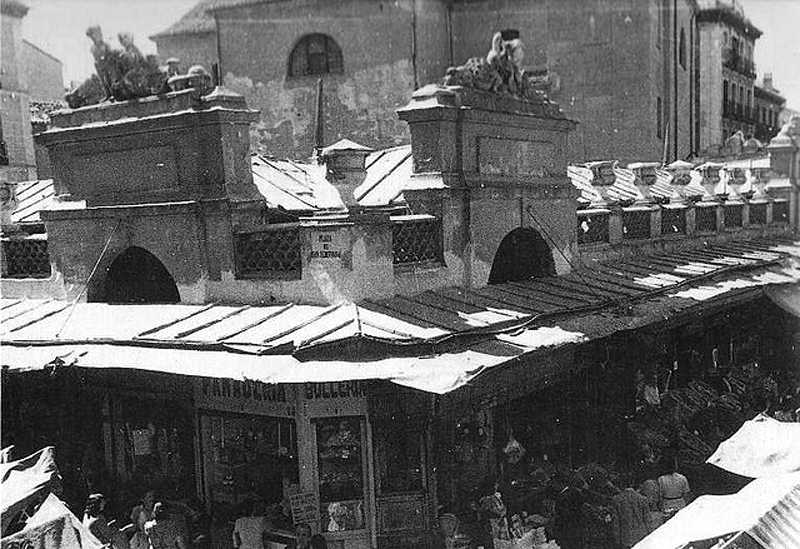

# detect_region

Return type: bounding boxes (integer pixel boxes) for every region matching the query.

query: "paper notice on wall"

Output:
[131,429,154,456]
[289,492,320,526]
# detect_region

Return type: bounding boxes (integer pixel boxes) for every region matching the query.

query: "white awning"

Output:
[633,473,800,549]
[707,414,800,478]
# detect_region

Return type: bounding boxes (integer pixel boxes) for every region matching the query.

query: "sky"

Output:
[19,0,800,108]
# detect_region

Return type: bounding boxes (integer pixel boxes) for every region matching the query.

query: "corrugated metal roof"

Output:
[10,180,54,225]
[2,237,798,394]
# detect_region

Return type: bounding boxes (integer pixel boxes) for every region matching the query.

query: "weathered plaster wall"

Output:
[216,0,451,159]
[22,41,64,102]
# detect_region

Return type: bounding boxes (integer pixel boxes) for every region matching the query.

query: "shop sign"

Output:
[310,230,344,259]
[289,492,320,525]
[195,378,296,417]
[304,381,365,400]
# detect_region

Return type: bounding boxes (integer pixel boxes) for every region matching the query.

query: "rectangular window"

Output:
[657,96,663,139]
[749,203,767,225]
[392,216,443,265]
[724,204,743,229]
[317,417,367,533]
[577,211,610,244]
[773,201,789,224]
[1,238,51,278]
[623,209,651,240]
[200,412,298,523]
[696,206,718,232]
[235,226,302,279]
[661,207,687,235]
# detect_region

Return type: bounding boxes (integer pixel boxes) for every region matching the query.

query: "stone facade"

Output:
[21,40,64,102]
[1,0,37,183]
[753,75,785,144]
[153,0,698,164]
[697,0,761,153]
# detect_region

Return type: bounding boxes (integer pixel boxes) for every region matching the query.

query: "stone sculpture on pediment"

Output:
[442,31,563,116]
[65,27,168,108]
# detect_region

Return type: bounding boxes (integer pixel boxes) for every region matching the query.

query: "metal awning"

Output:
[2,237,799,395]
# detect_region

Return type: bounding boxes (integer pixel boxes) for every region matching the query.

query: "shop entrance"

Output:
[100,246,180,303]
[488,228,555,284]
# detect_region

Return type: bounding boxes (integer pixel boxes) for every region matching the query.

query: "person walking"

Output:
[657,457,691,520]
[611,474,651,549]
[144,502,189,549]
[83,494,130,549]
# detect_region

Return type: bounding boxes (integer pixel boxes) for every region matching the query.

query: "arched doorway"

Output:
[488,227,555,284]
[99,246,180,303]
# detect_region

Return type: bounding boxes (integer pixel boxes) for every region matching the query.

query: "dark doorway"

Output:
[488,227,555,284]
[100,246,180,303]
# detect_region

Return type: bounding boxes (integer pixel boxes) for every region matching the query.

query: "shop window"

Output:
[288,34,343,77]
[696,206,718,232]
[661,207,686,235]
[316,417,366,533]
[373,422,423,495]
[773,200,789,224]
[724,204,743,229]
[577,211,609,244]
[749,203,767,225]
[622,209,651,240]
[200,413,298,524]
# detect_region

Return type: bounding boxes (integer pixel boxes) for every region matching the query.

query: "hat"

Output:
[500,29,520,41]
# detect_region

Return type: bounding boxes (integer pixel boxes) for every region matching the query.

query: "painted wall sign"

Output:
[195,378,297,417]
[289,492,320,525]
[304,381,365,400]
[310,230,344,259]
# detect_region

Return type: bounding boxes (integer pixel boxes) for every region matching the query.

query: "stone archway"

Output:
[98,246,180,303]
[488,227,555,284]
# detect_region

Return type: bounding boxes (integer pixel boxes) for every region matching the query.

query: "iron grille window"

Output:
[773,201,789,224]
[392,218,443,265]
[235,227,301,279]
[696,206,718,233]
[577,212,609,244]
[749,203,767,225]
[724,204,743,229]
[288,34,343,77]
[622,210,651,240]
[661,207,686,235]
[2,238,51,278]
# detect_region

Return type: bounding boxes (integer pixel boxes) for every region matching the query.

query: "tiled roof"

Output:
[150,0,253,38]
[11,180,54,225]
[2,237,798,394]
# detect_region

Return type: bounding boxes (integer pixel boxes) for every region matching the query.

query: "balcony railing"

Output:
[723,102,755,124]
[723,48,756,77]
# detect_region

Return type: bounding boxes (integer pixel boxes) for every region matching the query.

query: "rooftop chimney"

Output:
[319,139,374,208]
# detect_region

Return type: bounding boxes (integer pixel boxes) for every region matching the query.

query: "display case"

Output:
[315,418,366,533]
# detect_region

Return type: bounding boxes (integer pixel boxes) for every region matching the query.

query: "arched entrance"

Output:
[99,246,180,303]
[488,227,555,284]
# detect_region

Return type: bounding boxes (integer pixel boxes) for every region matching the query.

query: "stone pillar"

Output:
[397,84,577,288]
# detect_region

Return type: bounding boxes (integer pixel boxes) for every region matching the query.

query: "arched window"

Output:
[288,34,343,77]
[679,27,687,69]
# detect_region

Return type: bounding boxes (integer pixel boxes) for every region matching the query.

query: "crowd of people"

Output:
[462,452,692,549]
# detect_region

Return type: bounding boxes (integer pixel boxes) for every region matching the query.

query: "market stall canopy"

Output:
[707,414,800,478]
[633,472,800,549]
[767,284,800,319]
[1,493,104,549]
[2,238,799,396]
[0,447,61,536]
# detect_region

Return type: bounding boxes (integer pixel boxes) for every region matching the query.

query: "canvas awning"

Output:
[707,414,800,478]
[2,238,799,396]
[767,284,800,319]
[1,493,104,549]
[633,473,800,549]
[0,447,61,536]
